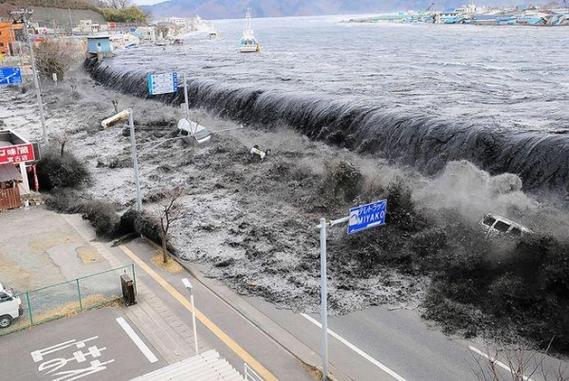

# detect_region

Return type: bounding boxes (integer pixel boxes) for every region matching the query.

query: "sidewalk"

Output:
[63,214,206,365]
[64,213,316,381]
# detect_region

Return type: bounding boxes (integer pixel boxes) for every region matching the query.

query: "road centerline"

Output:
[301,313,407,381]
[116,317,159,364]
[119,244,277,381]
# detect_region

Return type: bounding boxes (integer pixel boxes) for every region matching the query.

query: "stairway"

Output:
[131,349,245,381]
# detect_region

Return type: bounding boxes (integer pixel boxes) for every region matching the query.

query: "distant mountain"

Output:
[142,0,550,19]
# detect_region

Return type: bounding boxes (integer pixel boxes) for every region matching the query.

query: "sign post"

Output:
[316,199,387,381]
[183,72,190,121]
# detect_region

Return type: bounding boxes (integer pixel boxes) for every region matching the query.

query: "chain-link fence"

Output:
[0,264,135,336]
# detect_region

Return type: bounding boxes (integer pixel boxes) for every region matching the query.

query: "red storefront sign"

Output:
[0,143,35,164]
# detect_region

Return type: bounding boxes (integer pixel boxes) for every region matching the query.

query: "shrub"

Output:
[36,149,89,191]
[101,6,146,22]
[385,180,423,231]
[45,191,123,239]
[44,189,87,214]
[119,208,175,253]
[320,160,363,203]
[34,39,80,80]
[81,201,120,238]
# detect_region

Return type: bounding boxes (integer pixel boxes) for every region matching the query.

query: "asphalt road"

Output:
[246,297,569,381]
[115,240,314,381]
[0,308,165,381]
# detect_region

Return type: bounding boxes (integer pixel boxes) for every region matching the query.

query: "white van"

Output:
[177,118,211,144]
[480,214,532,238]
[0,283,23,328]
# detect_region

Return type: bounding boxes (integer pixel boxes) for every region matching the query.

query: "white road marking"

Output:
[301,313,407,381]
[469,345,534,381]
[116,317,158,363]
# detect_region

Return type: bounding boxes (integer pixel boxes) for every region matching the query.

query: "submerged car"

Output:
[480,213,532,237]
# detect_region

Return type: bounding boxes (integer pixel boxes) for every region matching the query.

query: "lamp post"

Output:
[101,108,142,211]
[182,277,199,354]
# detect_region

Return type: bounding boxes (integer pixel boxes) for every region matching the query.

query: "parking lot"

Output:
[0,307,165,381]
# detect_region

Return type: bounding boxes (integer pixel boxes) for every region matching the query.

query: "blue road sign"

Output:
[0,67,23,86]
[347,199,387,234]
[146,72,178,95]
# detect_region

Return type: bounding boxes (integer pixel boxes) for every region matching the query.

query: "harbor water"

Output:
[89,16,569,196]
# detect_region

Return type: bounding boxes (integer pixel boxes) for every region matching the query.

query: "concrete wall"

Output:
[31,6,105,28]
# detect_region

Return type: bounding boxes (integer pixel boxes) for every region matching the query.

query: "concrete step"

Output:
[131,349,245,381]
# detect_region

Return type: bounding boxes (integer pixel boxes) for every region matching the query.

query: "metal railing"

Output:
[244,363,265,381]
[0,264,135,336]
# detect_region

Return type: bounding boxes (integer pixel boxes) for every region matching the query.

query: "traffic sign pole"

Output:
[319,217,329,381]
[316,200,386,380]
[183,72,190,121]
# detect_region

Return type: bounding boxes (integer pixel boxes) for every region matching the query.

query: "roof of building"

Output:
[0,164,22,183]
[0,130,29,145]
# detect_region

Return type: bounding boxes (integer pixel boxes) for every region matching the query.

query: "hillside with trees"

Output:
[0,0,146,23]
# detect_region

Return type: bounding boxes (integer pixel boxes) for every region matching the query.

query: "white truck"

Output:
[0,283,23,328]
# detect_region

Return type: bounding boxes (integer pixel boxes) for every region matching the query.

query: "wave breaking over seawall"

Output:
[85,58,569,198]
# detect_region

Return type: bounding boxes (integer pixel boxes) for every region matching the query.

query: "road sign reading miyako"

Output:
[347,199,387,234]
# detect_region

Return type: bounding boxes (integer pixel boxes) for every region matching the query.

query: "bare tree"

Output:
[112,98,119,114]
[54,131,69,157]
[104,0,130,9]
[472,340,568,381]
[159,187,184,264]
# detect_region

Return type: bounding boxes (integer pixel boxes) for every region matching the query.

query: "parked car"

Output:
[0,283,23,328]
[479,213,532,238]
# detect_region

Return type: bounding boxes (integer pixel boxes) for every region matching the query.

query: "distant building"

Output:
[110,33,140,49]
[0,23,23,56]
[135,26,156,44]
[168,17,188,28]
[0,130,36,211]
[87,36,113,58]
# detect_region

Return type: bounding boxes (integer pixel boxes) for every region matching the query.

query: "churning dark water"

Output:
[87,15,569,196]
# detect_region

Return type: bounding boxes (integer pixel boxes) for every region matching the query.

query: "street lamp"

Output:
[100,104,245,212]
[101,108,142,211]
[182,277,199,354]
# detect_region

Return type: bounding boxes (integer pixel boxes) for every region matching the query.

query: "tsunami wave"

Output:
[85,58,569,198]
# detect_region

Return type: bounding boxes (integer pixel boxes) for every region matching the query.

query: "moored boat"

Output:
[240,9,260,53]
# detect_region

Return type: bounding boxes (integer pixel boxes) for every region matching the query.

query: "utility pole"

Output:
[100,109,142,211]
[11,9,48,145]
[128,109,142,211]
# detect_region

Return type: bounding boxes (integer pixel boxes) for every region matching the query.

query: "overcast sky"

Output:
[132,0,163,5]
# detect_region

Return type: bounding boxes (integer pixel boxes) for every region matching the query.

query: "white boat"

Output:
[240,9,260,53]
